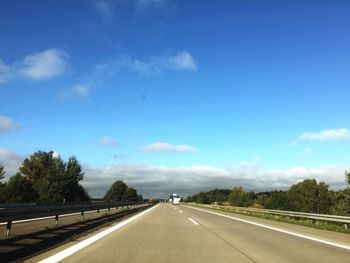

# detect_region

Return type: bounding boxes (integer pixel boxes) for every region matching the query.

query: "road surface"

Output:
[31,203,350,263]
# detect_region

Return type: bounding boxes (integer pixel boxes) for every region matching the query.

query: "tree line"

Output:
[0,150,142,204]
[185,172,350,215]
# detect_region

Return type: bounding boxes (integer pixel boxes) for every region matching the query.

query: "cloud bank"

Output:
[82,163,349,198]
[1,148,347,199]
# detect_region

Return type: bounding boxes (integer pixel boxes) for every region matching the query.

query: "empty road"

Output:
[31,203,350,263]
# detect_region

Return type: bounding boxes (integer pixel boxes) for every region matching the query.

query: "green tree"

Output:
[184,195,193,203]
[122,187,137,201]
[0,164,5,182]
[317,181,332,214]
[288,179,318,212]
[137,194,143,201]
[63,156,87,202]
[206,189,231,204]
[346,170,350,186]
[19,151,89,203]
[258,191,291,210]
[331,171,350,215]
[196,191,209,204]
[104,180,127,202]
[0,164,6,202]
[4,173,36,203]
[73,184,91,202]
[331,189,350,215]
[228,187,250,207]
[19,151,63,203]
[287,179,332,213]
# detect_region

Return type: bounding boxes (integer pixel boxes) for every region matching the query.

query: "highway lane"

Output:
[34,203,350,263]
[180,205,350,262]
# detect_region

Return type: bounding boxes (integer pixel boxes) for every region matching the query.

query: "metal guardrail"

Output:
[0,201,149,236]
[191,203,350,229]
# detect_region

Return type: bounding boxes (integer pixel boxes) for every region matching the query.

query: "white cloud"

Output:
[62,84,90,99]
[142,142,197,153]
[97,137,120,147]
[166,51,197,71]
[0,48,68,83]
[19,48,68,80]
[295,128,350,143]
[81,163,349,198]
[92,51,197,78]
[0,115,19,132]
[126,51,197,73]
[93,0,113,19]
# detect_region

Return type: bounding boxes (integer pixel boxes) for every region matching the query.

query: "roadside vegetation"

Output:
[0,150,142,204]
[104,180,143,202]
[185,172,350,216]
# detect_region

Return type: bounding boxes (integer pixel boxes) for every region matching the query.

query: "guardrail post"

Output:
[344,223,348,229]
[5,220,12,236]
[55,215,59,226]
[97,209,100,213]
[81,211,84,220]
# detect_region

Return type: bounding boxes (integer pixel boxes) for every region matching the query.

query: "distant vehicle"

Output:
[172,193,180,205]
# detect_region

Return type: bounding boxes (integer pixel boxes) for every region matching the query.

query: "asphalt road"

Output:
[31,203,350,263]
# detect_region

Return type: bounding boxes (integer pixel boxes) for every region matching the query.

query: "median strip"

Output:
[39,204,159,263]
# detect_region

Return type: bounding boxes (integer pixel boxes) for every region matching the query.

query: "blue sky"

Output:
[1,0,350,198]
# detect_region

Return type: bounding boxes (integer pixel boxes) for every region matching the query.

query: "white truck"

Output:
[172,193,181,205]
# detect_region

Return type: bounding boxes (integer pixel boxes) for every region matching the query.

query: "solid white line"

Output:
[188,217,199,225]
[39,204,159,263]
[186,206,350,251]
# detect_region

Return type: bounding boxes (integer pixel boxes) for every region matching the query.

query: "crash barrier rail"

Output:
[0,201,150,236]
[190,203,350,229]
